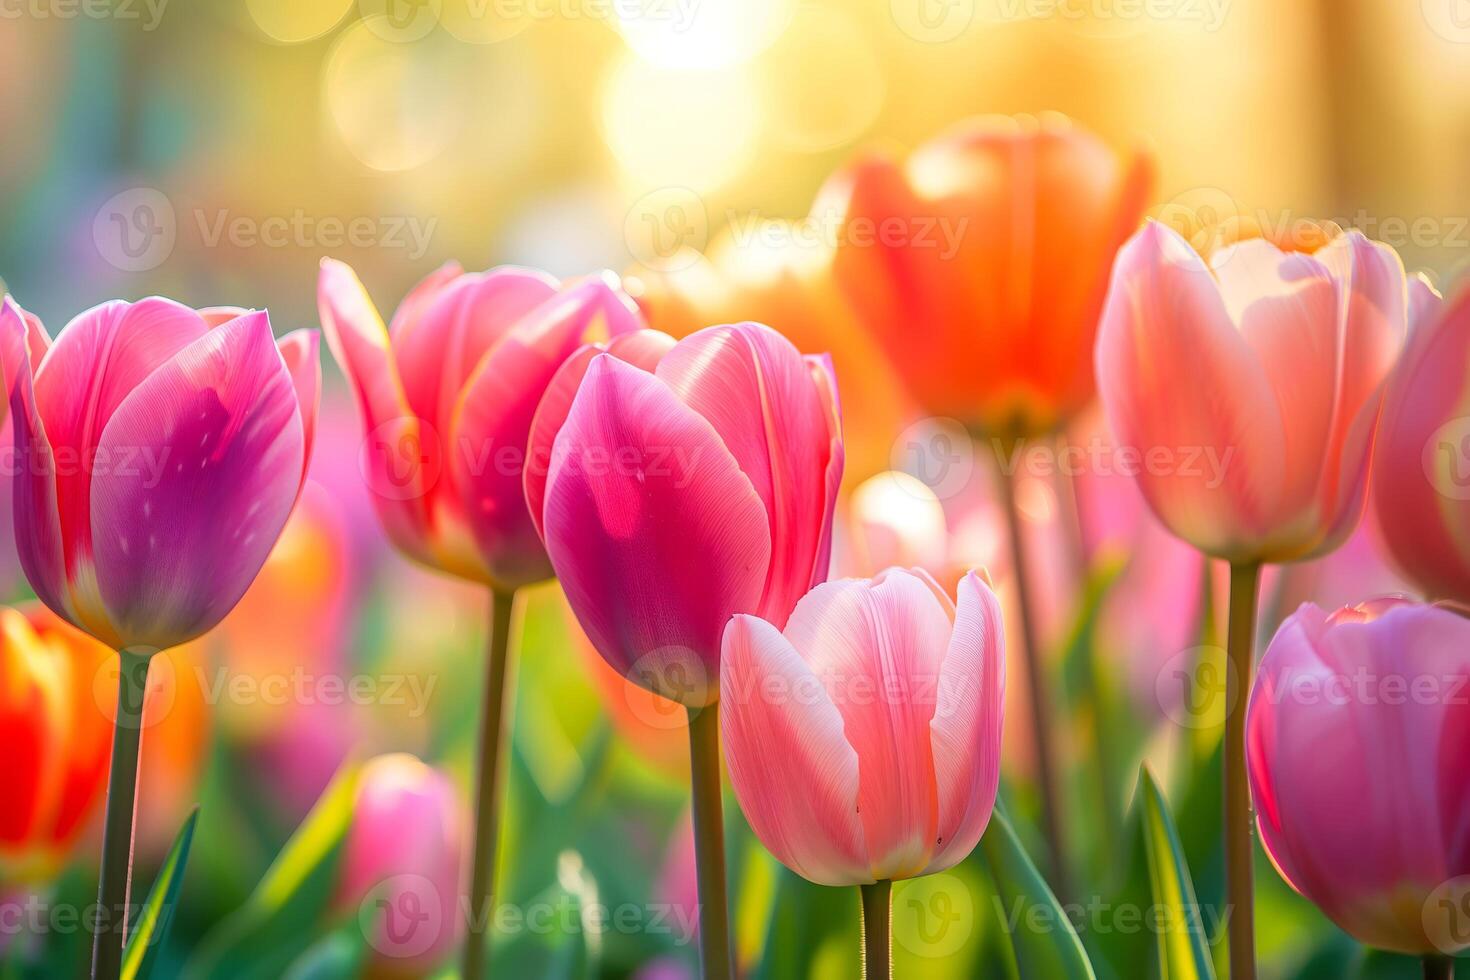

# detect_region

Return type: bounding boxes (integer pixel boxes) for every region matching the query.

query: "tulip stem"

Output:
[995,452,1072,904]
[92,649,151,980]
[859,880,892,980]
[463,587,516,980]
[686,702,733,980]
[1425,955,1455,980]
[1224,561,1261,980]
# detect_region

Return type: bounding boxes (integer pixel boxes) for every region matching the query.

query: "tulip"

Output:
[4,296,317,979]
[338,754,465,977]
[1095,220,1411,979]
[318,259,647,977]
[1372,279,1470,604]
[1246,598,1470,971]
[720,568,1005,978]
[823,115,1151,897]
[526,321,843,979]
[0,604,111,884]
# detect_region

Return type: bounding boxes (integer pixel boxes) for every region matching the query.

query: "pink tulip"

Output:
[525,322,843,706]
[1372,280,1470,603]
[1095,221,1408,563]
[6,297,318,652]
[317,259,646,588]
[1246,598,1470,954]
[719,568,1005,884]
[339,754,465,975]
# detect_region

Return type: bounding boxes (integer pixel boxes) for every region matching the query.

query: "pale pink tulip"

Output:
[7,298,318,652]
[525,323,843,706]
[1095,221,1409,563]
[720,568,1005,884]
[1246,598,1470,953]
[1371,279,1470,603]
[338,754,465,975]
[317,259,645,588]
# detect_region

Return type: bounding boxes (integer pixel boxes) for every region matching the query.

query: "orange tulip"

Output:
[822,113,1152,437]
[0,604,111,883]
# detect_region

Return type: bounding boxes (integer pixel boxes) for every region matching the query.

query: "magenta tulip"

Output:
[525,321,843,707]
[317,259,645,589]
[7,298,317,653]
[339,754,465,975]
[1247,598,1470,956]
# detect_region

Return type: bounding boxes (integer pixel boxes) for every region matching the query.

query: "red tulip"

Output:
[7,298,318,652]
[1095,221,1409,563]
[317,259,646,588]
[720,568,1005,884]
[824,113,1152,436]
[524,323,843,706]
[1247,598,1470,954]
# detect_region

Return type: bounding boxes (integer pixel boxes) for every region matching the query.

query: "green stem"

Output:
[995,452,1071,904]
[687,703,733,980]
[462,588,516,980]
[1225,562,1261,980]
[860,880,892,980]
[1426,955,1455,980]
[92,649,151,980]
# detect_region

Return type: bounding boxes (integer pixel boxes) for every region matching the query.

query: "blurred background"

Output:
[1,1,1467,977]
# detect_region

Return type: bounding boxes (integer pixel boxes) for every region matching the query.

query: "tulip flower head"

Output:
[318,259,648,589]
[0,604,112,883]
[1371,279,1470,603]
[525,322,843,707]
[338,754,465,975]
[1247,598,1470,954]
[824,112,1152,437]
[8,299,318,653]
[1095,221,1410,563]
[720,568,1005,885]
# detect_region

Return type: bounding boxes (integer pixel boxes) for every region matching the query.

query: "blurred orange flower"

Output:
[822,113,1152,438]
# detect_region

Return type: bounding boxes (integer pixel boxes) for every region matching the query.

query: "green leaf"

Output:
[121,806,199,980]
[980,807,1095,980]
[183,761,363,980]
[1137,768,1215,980]
[280,925,367,980]
[753,866,858,980]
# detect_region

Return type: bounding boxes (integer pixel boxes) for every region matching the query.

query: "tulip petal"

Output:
[720,613,866,885]
[806,353,843,590]
[277,329,321,493]
[1096,221,1287,560]
[0,298,48,412]
[447,279,643,590]
[524,330,676,542]
[656,323,838,627]
[88,312,305,649]
[925,571,1005,873]
[543,355,770,702]
[391,267,558,434]
[781,569,951,878]
[387,261,463,338]
[10,362,70,630]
